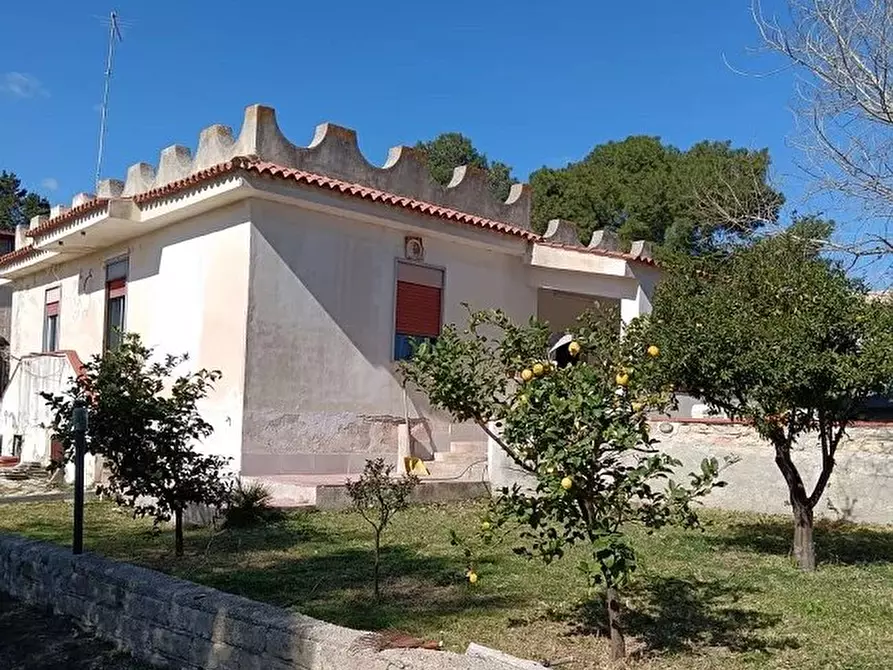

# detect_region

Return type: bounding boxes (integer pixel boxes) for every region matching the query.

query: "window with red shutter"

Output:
[394,262,444,360]
[42,287,60,352]
[104,257,128,350]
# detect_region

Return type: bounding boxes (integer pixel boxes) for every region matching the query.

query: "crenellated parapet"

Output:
[32,104,660,266]
[47,104,532,230]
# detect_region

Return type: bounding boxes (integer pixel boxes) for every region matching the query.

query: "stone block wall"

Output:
[653,419,893,524]
[0,534,513,670]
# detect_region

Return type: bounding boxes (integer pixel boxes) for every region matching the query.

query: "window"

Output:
[394,261,443,360]
[0,235,13,256]
[42,287,60,352]
[104,257,128,350]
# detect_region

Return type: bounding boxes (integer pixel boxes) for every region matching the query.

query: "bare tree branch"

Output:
[754,0,893,257]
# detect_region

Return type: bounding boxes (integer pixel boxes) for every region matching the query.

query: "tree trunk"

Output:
[605,586,625,661]
[373,530,381,600]
[792,499,816,571]
[175,508,184,558]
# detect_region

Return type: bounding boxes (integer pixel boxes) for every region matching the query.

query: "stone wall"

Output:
[0,533,515,670]
[653,419,893,524]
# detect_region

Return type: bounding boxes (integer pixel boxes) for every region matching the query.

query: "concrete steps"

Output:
[450,441,488,454]
[0,462,46,482]
[426,441,487,482]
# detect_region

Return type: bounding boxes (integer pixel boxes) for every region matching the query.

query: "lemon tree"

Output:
[400,307,724,661]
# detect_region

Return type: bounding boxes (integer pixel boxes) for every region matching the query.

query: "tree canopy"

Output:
[42,333,231,556]
[530,137,784,254]
[416,133,517,202]
[0,171,49,231]
[645,222,893,569]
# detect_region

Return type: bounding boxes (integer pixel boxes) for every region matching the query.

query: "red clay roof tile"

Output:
[25,198,110,239]
[135,158,539,242]
[0,244,39,266]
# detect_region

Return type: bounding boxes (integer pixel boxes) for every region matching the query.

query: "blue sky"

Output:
[0,1,816,218]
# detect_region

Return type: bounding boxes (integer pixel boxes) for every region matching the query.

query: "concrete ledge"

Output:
[316,480,489,511]
[650,420,893,524]
[0,533,520,670]
[652,416,893,428]
[0,491,72,506]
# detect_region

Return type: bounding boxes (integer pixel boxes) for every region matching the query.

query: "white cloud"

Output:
[0,72,48,99]
[41,177,59,192]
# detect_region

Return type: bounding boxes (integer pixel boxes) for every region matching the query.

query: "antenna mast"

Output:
[94,10,123,191]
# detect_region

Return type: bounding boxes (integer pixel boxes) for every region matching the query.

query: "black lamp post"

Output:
[71,399,88,555]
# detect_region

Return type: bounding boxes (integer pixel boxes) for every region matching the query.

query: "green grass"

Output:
[0,501,891,669]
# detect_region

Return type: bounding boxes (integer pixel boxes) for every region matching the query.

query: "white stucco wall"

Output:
[6,203,251,471]
[0,354,73,458]
[241,199,537,475]
[654,420,893,524]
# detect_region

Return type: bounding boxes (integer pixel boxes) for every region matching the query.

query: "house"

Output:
[0,104,660,485]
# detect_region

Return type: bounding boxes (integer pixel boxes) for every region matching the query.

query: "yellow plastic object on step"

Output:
[404,456,430,476]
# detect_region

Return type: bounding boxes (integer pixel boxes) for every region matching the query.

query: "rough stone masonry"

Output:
[0,533,522,670]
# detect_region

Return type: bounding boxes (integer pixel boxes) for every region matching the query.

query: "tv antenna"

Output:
[94,10,124,191]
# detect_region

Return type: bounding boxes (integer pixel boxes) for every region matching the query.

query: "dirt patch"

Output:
[0,592,148,670]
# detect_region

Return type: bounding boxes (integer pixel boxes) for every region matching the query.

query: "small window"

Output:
[394,262,443,361]
[42,287,60,352]
[104,257,128,350]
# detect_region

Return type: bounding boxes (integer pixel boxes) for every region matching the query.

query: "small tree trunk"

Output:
[373,530,381,600]
[605,586,626,661]
[175,508,184,558]
[792,499,816,571]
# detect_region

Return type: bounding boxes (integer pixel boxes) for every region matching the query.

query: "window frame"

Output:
[392,258,446,362]
[103,256,129,351]
[42,286,61,353]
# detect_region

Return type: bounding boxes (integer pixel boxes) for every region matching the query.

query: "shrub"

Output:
[223,479,284,528]
[345,458,419,599]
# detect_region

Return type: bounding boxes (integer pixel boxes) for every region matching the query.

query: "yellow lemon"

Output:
[560,476,573,490]
[481,521,491,531]
[521,368,533,382]
[568,341,581,356]
[468,572,479,584]
[647,345,660,358]
[532,362,545,377]
[616,372,629,386]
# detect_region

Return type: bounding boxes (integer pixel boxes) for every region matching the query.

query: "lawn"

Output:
[0,500,891,669]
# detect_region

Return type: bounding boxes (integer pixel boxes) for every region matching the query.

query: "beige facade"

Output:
[0,104,658,479]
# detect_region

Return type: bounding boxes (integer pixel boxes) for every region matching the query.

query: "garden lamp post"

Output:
[71,399,88,555]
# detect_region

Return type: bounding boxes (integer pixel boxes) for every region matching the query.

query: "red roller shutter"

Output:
[107,277,126,299]
[396,281,441,337]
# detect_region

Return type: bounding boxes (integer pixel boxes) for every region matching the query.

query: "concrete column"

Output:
[621,264,661,330]
[620,284,652,327]
[14,224,28,250]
